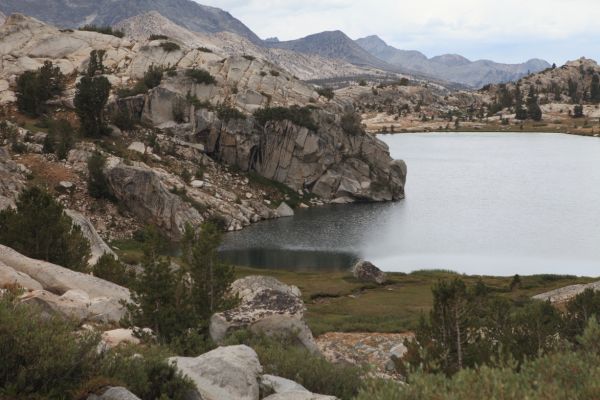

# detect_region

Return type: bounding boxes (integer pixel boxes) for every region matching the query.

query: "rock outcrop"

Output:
[169,345,262,400]
[210,276,319,353]
[65,209,117,266]
[0,245,130,323]
[104,160,204,239]
[352,260,387,284]
[87,387,141,400]
[533,281,600,304]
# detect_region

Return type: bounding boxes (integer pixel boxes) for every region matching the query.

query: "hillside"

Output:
[0,0,262,44]
[115,11,390,80]
[356,35,550,88]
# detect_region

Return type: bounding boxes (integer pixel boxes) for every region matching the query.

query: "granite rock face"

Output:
[0,245,130,323]
[210,276,319,353]
[533,281,600,304]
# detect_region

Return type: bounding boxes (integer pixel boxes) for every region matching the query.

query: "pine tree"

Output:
[87,49,106,77]
[526,85,542,121]
[590,74,600,103]
[514,85,528,120]
[125,226,189,342]
[0,187,90,271]
[75,75,111,137]
[16,61,64,116]
[182,222,236,317]
[87,152,112,199]
[428,279,471,373]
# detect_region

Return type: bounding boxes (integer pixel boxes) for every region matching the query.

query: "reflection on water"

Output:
[222,132,600,276]
[220,248,358,272]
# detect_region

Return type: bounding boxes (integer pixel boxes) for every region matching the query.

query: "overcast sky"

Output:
[197,0,599,65]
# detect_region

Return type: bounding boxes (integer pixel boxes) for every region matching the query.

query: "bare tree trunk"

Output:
[455,306,463,370]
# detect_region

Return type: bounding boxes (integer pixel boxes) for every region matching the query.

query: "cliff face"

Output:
[0,14,407,236]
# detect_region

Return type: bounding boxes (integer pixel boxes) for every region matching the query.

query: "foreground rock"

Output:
[352,260,387,284]
[210,276,319,353]
[0,245,130,323]
[533,281,600,304]
[87,387,141,400]
[317,332,414,379]
[169,345,262,400]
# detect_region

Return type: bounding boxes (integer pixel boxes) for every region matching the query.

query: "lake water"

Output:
[221,132,600,276]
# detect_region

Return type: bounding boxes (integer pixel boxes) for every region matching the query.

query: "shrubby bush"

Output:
[253,106,318,131]
[216,105,247,122]
[148,34,168,41]
[316,86,335,100]
[186,68,216,85]
[0,187,90,271]
[341,111,363,135]
[160,42,181,53]
[43,118,75,159]
[79,25,124,38]
[0,297,194,400]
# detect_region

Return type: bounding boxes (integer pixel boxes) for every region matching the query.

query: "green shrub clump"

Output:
[43,118,75,160]
[160,41,181,52]
[254,106,318,131]
[217,105,247,122]
[0,187,90,271]
[79,25,124,38]
[0,296,195,399]
[186,68,216,85]
[93,253,135,287]
[316,87,335,100]
[16,61,65,116]
[149,34,168,40]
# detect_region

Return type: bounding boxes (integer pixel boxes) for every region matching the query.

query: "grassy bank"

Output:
[235,267,596,335]
[111,239,596,335]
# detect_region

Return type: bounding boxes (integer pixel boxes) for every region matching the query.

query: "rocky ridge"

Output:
[115,11,384,81]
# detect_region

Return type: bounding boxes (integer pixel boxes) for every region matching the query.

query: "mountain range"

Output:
[0,0,551,87]
[355,35,550,88]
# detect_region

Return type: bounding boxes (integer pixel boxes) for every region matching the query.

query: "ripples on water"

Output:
[221,132,600,276]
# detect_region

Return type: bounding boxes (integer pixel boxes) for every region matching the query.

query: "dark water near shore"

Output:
[221,132,600,276]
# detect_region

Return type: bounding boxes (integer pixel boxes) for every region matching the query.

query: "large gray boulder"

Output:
[352,260,387,285]
[65,210,117,266]
[0,245,130,323]
[87,387,141,400]
[169,345,262,400]
[210,276,319,353]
